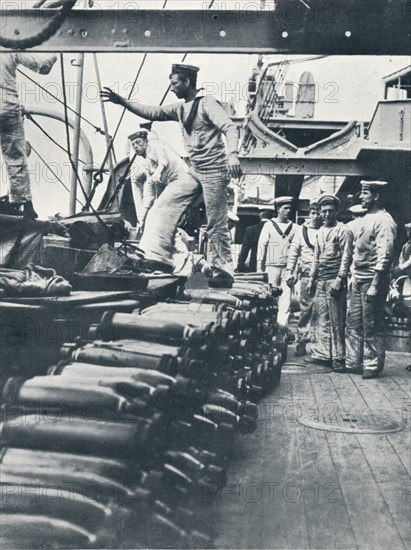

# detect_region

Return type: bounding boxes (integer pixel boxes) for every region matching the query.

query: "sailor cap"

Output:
[309,197,320,208]
[360,180,388,189]
[128,129,149,141]
[318,193,340,207]
[274,196,293,207]
[228,211,239,223]
[349,204,367,215]
[170,64,200,78]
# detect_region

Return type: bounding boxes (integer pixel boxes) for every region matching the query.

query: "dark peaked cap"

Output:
[171,64,200,78]
[318,193,340,207]
[128,129,148,140]
[360,180,388,190]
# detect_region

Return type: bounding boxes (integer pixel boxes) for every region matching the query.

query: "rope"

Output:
[86,53,148,206]
[108,54,148,154]
[17,68,104,134]
[60,54,120,240]
[30,143,84,207]
[0,0,78,50]
[25,113,87,166]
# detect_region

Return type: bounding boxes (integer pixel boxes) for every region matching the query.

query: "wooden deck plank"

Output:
[330,372,370,414]
[215,376,310,549]
[387,430,411,477]
[284,370,356,549]
[213,349,410,549]
[357,434,411,547]
[296,425,357,549]
[351,374,403,418]
[326,431,407,550]
[380,377,410,409]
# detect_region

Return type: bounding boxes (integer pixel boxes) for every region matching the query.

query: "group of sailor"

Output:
[111,62,401,380]
[101,63,241,288]
[0,58,406,378]
[239,186,397,380]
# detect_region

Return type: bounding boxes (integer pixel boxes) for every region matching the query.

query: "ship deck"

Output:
[211,346,411,550]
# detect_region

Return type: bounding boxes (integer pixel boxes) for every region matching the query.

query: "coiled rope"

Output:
[0,0,78,50]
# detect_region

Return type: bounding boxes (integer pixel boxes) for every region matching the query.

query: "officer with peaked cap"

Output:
[127,126,189,235]
[101,63,241,287]
[345,180,397,379]
[286,197,322,355]
[258,196,296,327]
[305,193,353,371]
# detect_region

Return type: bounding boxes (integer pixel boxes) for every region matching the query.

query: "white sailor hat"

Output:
[349,204,367,215]
[360,180,388,190]
[405,223,411,230]
[228,211,239,223]
[318,193,340,207]
[309,197,320,209]
[274,196,293,207]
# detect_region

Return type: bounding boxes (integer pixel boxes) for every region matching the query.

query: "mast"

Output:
[69,53,85,216]
[93,54,116,193]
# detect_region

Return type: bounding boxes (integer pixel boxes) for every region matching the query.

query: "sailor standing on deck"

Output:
[0,52,57,219]
[128,127,189,233]
[101,64,242,287]
[257,196,296,327]
[345,181,397,379]
[305,194,353,372]
[285,198,322,356]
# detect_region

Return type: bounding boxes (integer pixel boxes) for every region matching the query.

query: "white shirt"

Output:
[258,218,296,268]
[1,53,57,113]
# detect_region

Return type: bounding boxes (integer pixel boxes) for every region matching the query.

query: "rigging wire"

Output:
[82,52,148,210]
[30,143,84,208]
[93,53,116,190]
[25,113,87,166]
[60,54,119,239]
[107,54,148,153]
[87,0,219,211]
[87,48,188,210]
[84,0,211,210]
[16,68,104,135]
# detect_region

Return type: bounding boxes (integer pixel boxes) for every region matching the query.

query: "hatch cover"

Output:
[298,411,406,434]
[282,362,332,375]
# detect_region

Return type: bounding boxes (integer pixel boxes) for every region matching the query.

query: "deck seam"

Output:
[307,373,358,549]
[355,435,408,549]
[288,373,312,548]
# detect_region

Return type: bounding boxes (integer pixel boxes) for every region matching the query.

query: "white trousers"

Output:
[265,265,291,326]
[0,111,31,203]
